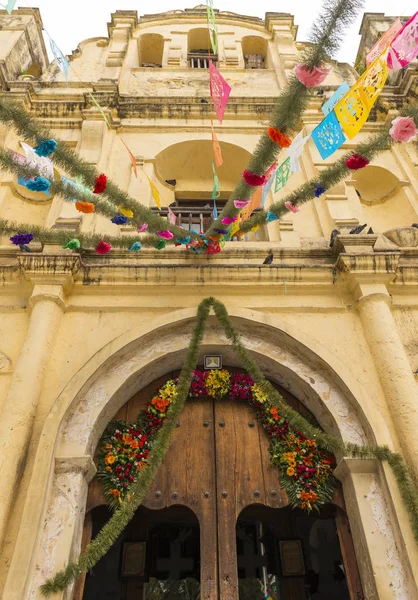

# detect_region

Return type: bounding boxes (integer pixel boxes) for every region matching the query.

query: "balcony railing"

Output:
[154,206,263,236]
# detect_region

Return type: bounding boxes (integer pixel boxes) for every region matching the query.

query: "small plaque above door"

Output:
[279,540,305,577]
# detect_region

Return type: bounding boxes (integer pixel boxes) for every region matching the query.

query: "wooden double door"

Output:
[82,373,362,600]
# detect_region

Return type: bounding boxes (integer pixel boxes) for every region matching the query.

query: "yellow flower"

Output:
[118,206,134,218]
[286,467,295,476]
[205,370,230,398]
[105,454,115,465]
[251,384,268,404]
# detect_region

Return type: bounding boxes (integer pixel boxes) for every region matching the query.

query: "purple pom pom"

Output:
[10,233,34,246]
[111,214,129,225]
[314,185,327,198]
[214,228,228,235]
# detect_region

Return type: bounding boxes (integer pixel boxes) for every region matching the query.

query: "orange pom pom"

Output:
[75,201,95,214]
[267,128,292,148]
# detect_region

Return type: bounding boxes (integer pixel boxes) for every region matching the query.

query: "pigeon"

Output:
[19,244,31,253]
[263,251,274,265]
[412,223,418,229]
[200,98,209,104]
[165,179,176,186]
[367,227,374,234]
[329,229,340,248]
[349,223,367,234]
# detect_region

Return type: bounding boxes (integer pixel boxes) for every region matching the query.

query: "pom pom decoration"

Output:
[314,185,327,198]
[267,128,292,148]
[10,232,33,246]
[34,139,57,157]
[157,230,174,240]
[243,170,267,187]
[222,215,238,225]
[26,177,51,193]
[75,201,95,214]
[175,236,191,245]
[266,211,279,222]
[294,64,330,88]
[284,201,300,213]
[155,240,166,250]
[214,228,229,235]
[93,173,107,194]
[345,153,370,170]
[118,206,134,219]
[207,241,221,254]
[62,239,81,250]
[137,224,148,233]
[234,199,251,209]
[389,116,418,143]
[111,214,129,225]
[128,242,142,252]
[95,240,112,255]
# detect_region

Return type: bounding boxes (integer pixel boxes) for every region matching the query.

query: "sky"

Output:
[12,0,418,65]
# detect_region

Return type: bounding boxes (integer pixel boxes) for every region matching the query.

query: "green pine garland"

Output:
[40,297,418,597]
[205,0,365,238]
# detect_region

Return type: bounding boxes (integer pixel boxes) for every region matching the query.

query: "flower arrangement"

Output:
[98,370,335,511]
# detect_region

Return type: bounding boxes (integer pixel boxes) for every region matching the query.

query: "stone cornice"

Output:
[17,255,81,294]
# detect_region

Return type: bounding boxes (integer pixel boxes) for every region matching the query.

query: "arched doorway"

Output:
[76,370,362,600]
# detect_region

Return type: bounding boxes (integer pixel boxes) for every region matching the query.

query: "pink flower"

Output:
[157,230,174,239]
[95,240,112,255]
[234,199,251,209]
[137,224,148,233]
[222,215,238,225]
[389,116,418,143]
[285,201,300,213]
[294,64,330,88]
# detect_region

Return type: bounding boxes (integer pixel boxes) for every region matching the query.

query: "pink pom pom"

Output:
[222,215,238,225]
[265,161,277,180]
[157,230,173,240]
[95,240,112,255]
[389,116,418,143]
[284,201,300,213]
[137,224,148,233]
[294,64,330,88]
[243,170,267,187]
[234,199,251,209]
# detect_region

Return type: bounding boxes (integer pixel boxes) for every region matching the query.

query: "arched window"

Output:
[188,28,216,69]
[242,36,268,69]
[139,33,164,68]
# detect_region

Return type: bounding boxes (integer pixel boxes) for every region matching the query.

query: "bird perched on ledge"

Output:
[263,251,274,265]
[349,223,367,234]
[329,229,340,248]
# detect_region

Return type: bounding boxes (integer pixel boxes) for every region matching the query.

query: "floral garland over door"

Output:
[98,370,336,512]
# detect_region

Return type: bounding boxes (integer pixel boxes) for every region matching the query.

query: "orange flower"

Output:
[75,201,95,214]
[307,440,317,447]
[270,407,279,421]
[130,439,139,449]
[105,443,112,450]
[267,127,292,148]
[109,489,120,497]
[122,434,132,445]
[105,454,115,465]
[137,462,147,471]
[304,454,313,466]
[152,397,170,412]
[286,467,295,476]
[106,466,112,472]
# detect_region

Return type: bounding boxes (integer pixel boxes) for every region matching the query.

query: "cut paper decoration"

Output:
[62,239,81,250]
[345,153,370,170]
[367,18,402,67]
[206,0,218,55]
[157,230,173,240]
[241,187,262,222]
[111,214,129,225]
[45,31,69,82]
[207,240,221,254]
[321,82,351,116]
[176,236,191,245]
[87,92,111,129]
[120,139,138,178]
[267,127,292,148]
[128,242,142,252]
[21,141,53,180]
[212,161,220,199]
[34,139,57,157]
[209,59,231,124]
[294,64,330,88]
[274,157,292,193]
[389,116,418,142]
[312,110,346,159]
[265,162,277,180]
[262,167,276,206]
[145,175,162,209]
[167,205,177,225]
[61,176,94,202]
[212,121,223,168]
[75,201,95,214]
[284,201,300,213]
[10,233,33,245]
[118,206,134,219]
[0,0,17,14]
[288,130,310,172]
[7,149,26,165]
[95,240,112,255]
[213,197,218,219]
[229,215,241,237]
[93,173,107,194]
[266,211,279,222]
[26,177,51,193]
[387,12,418,70]
[335,51,388,139]
[138,224,148,233]
[243,170,267,187]
[234,199,250,209]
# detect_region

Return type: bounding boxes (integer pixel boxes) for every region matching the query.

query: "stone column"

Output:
[0,255,78,549]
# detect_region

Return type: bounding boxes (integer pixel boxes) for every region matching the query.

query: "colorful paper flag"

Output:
[274,157,292,193]
[146,175,161,209]
[167,205,177,225]
[209,59,231,124]
[321,82,351,116]
[45,31,69,82]
[312,110,346,159]
[87,92,112,129]
[20,141,54,179]
[212,161,220,200]
[121,139,138,178]
[262,166,276,206]
[367,18,402,67]
[61,175,94,202]
[206,0,219,55]
[288,130,310,173]
[387,13,418,70]
[335,51,388,139]
[212,197,218,219]
[0,0,17,14]
[230,214,241,237]
[211,121,223,168]
[241,187,262,222]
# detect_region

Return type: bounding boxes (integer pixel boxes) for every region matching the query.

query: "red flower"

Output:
[93,173,107,194]
[243,170,267,187]
[267,128,292,148]
[95,240,112,255]
[345,153,370,170]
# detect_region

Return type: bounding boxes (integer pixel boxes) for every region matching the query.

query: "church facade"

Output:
[0,6,418,600]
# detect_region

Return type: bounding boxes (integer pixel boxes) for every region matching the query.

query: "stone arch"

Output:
[138,33,164,67]
[5,307,412,599]
[241,35,268,69]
